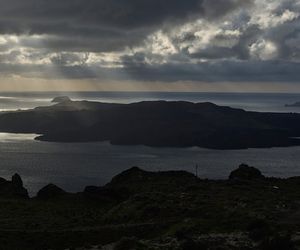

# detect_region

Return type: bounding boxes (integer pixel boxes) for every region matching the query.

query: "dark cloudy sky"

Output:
[0,0,299,92]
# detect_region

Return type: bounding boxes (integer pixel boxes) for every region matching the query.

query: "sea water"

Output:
[1,91,300,113]
[1,92,300,195]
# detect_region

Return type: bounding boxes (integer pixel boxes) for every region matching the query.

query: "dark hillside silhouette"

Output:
[1,100,300,149]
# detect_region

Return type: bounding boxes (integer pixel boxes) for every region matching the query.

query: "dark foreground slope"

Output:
[1,165,300,249]
[1,100,300,149]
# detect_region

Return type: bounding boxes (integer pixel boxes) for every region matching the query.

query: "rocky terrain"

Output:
[1,99,300,149]
[1,164,300,249]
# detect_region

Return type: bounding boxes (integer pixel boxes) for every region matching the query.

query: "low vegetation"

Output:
[1,164,300,249]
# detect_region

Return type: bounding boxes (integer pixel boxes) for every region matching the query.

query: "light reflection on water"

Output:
[0,133,38,141]
[0,133,299,196]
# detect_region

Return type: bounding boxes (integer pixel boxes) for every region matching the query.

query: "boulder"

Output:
[37,184,66,199]
[229,164,265,181]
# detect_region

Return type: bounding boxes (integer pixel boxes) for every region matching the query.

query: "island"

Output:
[0,164,299,249]
[51,96,72,103]
[1,100,300,149]
[285,102,300,107]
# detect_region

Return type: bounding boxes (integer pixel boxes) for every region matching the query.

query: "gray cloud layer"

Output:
[0,0,299,84]
[0,0,250,51]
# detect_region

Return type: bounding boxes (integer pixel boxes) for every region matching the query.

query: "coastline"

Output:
[1,100,300,150]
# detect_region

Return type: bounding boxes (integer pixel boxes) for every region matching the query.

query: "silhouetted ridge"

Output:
[1,100,300,149]
[285,101,300,107]
[37,184,66,199]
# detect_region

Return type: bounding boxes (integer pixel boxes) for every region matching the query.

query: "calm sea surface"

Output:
[1,92,300,195]
[1,91,300,112]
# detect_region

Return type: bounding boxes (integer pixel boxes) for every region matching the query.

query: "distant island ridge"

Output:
[1,97,300,149]
[51,96,72,103]
[285,101,300,107]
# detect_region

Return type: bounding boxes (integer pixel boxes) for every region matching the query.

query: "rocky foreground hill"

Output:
[1,99,300,149]
[1,165,300,249]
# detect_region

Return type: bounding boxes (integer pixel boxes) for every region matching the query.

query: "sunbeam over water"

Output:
[2,91,300,113]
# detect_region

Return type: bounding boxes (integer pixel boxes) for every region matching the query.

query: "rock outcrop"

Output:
[229,164,265,181]
[0,173,28,198]
[12,173,23,188]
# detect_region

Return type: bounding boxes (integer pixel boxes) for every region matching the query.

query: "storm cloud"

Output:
[0,0,299,86]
